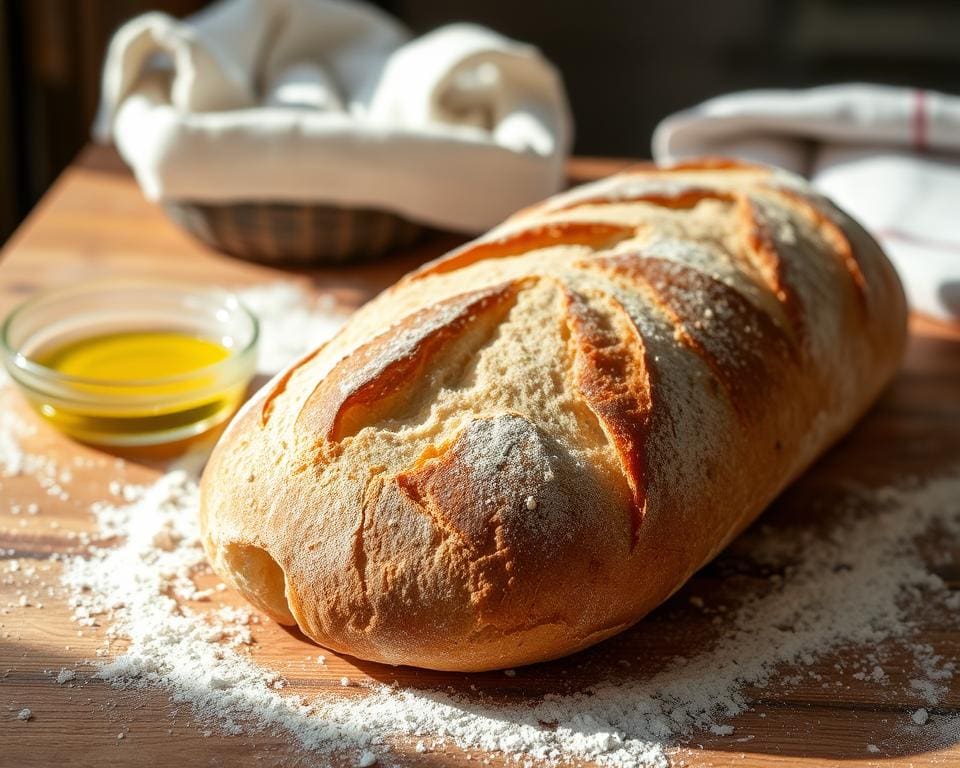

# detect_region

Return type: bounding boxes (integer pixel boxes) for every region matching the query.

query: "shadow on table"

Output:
[12,309,955,766]
[279,323,960,763]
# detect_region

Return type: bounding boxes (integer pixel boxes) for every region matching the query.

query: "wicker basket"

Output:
[164,201,424,266]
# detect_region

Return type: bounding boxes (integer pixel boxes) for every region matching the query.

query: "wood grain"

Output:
[1,146,959,767]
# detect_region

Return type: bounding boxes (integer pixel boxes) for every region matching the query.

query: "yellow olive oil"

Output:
[31,330,248,445]
[40,331,229,380]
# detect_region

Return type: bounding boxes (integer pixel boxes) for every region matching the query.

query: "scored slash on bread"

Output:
[585,253,798,420]
[407,221,637,281]
[560,285,652,548]
[200,157,907,671]
[296,282,525,441]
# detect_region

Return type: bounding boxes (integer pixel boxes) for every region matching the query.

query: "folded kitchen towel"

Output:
[653,84,960,321]
[94,0,572,234]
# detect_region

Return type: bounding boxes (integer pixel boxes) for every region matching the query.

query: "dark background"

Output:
[1,0,959,245]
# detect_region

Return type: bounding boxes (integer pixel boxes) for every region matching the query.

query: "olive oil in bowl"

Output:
[33,331,246,442]
[1,281,258,447]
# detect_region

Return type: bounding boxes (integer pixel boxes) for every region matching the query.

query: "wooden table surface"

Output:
[1,146,959,768]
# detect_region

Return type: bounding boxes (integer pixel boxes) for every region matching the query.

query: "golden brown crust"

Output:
[555,187,737,214]
[407,221,635,282]
[663,156,769,173]
[738,194,807,341]
[762,184,869,310]
[561,287,652,547]
[260,346,324,427]
[200,158,908,671]
[297,282,523,442]
[585,252,797,421]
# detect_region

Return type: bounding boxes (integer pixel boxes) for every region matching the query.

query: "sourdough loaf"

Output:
[200,158,907,671]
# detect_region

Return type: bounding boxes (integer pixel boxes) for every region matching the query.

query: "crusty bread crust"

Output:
[200,158,907,671]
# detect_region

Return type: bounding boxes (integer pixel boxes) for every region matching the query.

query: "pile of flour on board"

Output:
[3,282,960,766]
[49,467,960,767]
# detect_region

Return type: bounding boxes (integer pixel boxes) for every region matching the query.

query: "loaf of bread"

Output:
[200,158,906,672]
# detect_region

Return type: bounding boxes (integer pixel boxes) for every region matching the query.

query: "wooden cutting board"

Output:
[1,146,959,768]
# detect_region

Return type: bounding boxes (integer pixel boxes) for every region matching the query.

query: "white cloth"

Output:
[653,84,960,321]
[94,0,572,234]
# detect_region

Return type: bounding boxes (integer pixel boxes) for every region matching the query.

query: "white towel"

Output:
[94,0,572,234]
[653,84,960,321]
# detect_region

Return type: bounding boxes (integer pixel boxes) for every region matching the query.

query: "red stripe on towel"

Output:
[913,89,928,152]
[876,227,960,256]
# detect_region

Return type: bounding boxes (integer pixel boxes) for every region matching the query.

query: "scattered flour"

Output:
[55,668,76,685]
[3,289,958,766]
[236,283,347,375]
[52,459,960,767]
[0,407,38,478]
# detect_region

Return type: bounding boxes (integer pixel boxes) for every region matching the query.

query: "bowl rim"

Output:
[0,278,260,390]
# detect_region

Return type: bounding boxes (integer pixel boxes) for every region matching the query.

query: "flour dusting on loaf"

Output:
[200,158,907,671]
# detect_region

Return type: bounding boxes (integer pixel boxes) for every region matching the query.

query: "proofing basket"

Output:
[164,200,424,266]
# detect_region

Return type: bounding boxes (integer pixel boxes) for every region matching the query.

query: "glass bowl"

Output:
[1,279,259,447]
